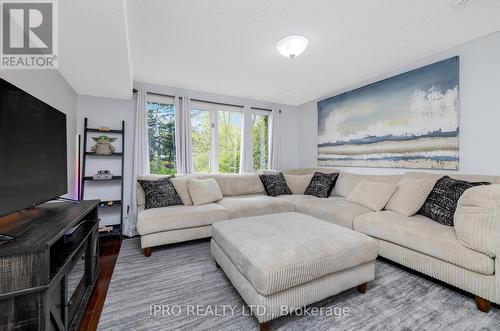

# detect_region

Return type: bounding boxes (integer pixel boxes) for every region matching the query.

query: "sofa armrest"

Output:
[454,184,500,257]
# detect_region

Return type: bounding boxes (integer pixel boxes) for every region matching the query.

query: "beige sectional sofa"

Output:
[136,168,500,311]
[136,173,296,250]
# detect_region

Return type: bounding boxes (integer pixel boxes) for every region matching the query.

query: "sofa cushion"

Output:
[335,172,401,198]
[454,184,500,258]
[275,194,317,203]
[353,211,494,275]
[259,173,292,197]
[347,180,397,211]
[304,172,339,198]
[385,179,435,216]
[212,212,378,295]
[170,174,210,205]
[137,203,228,235]
[187,178,223,205]
[283,173,313,194]
[137,176,183,209]
[294,196,372,229]
[137,174,180,207]
[419,176,491,226]
[216,195,295,219]
[211,173,265,196]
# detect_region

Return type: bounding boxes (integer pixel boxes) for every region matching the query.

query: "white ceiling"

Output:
[59,0,132,100]
[60,0,500,105]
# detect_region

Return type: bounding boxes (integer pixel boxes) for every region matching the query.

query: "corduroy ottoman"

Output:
[211,212,378,330]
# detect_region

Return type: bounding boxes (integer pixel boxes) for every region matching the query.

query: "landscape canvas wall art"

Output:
[317,56,459,170]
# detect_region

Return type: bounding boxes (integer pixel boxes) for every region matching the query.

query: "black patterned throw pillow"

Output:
[419,176,490,226]
[138,176,183,209]
[304,172,339,198]
[259,173,292,197]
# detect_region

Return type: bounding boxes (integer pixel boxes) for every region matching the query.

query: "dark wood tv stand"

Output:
[0,200,100,330]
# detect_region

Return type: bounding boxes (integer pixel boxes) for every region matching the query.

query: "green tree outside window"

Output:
[252,114,269,171]
[147,101,176,175]
[191,109,211,173]
[218,111,241,173]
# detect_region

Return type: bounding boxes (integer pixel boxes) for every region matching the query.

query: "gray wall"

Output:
[296,31,500,176]
[0,70,78,197]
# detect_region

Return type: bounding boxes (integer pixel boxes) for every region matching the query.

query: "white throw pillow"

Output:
[385,179,436,216]
[187,178,223,205]
[211,173,264,196]
[170,174,209,205]
[347,180,397,211]
[284,174,314,194]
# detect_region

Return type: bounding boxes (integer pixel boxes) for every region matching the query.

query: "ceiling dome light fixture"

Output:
[276,35,309,60]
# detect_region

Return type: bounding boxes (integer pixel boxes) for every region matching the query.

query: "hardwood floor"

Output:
[78,237,122,331]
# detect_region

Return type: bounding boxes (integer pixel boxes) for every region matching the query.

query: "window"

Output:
[218,110,241,173]
[191,101,243,173]
[251,112,269,171]
[146,95,271,175]
[146,94,176,175]
[191,109,211,173]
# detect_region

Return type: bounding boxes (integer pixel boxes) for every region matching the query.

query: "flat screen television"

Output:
[0,78,67,217]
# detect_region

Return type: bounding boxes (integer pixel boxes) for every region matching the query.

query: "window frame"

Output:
[146,93,175,106]
[249,108,271,171]
[190,101,243,173]
[145,93,177,175]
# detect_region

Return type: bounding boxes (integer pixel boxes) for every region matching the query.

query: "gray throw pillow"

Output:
[138,176,183,209]
[419,176,490,226]
[304,172,339,198]
[259,173,292,197]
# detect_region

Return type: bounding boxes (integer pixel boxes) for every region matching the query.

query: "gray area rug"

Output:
[98,238,500,331]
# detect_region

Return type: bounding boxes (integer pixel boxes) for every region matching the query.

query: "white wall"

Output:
[0,70,78,197]
[77,95,134,226]
[296,31,500,176]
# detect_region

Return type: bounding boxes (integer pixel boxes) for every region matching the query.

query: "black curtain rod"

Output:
[133,89,273,112]
[133,89,175,98]
[190,98,244,108]
[251,106,272,112]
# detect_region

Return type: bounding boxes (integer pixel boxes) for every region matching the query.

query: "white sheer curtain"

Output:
[268,108,281,170]
[239,106,253,173]
[175,96,194,174]
[124,89,150,237]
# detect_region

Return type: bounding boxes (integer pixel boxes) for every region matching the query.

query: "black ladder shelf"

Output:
[80,118,124,237]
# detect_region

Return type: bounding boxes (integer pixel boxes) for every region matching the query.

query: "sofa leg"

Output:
[260,321,270,331]
[357,282,368,294]
[475,296,490,313]
[144,247,152,257]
